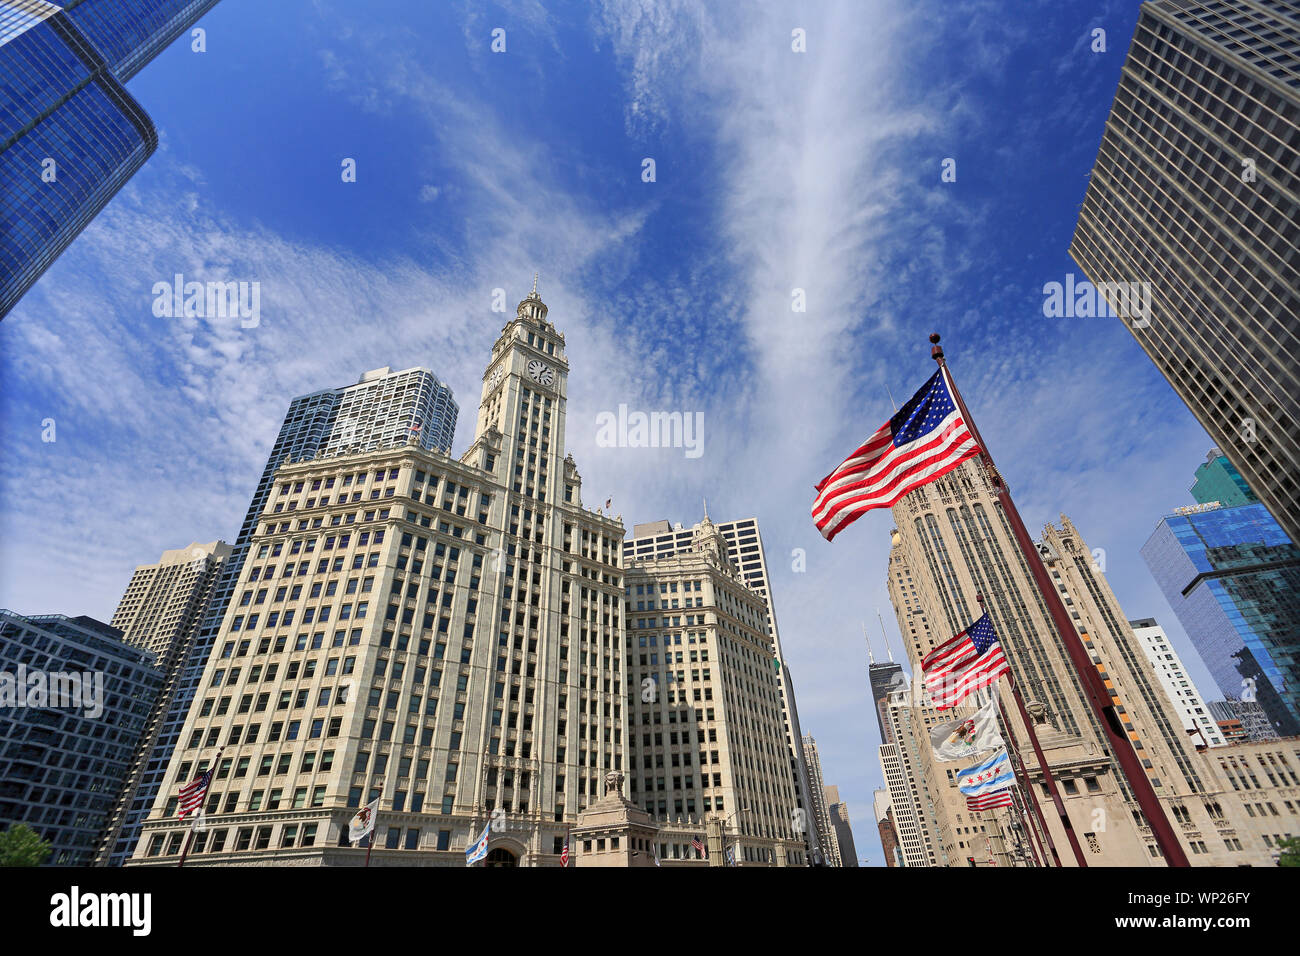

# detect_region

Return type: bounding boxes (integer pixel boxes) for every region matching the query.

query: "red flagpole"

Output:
[931,333,1189,868]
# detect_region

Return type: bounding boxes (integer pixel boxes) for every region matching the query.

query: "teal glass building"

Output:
[0,0,220,319]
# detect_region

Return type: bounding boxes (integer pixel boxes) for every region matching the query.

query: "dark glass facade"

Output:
[1141,502,1300,738]
[1070,0,1300,545]
[0,0,220,319]
[0,610,162,865]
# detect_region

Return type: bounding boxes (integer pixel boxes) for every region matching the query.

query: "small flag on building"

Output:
[691,837,707,858]
[177,752,221,820]
[653,844,661,867]
[725,843,737,867]
[812,368,979,541]
[560,835,569,867]
[966,789,1014,811]
[410,417,422,435]
[957,748,1016,801]
[604,496,612,510]
[348,797,380,845]
[921,613,1009,710]
[466,821,491,866]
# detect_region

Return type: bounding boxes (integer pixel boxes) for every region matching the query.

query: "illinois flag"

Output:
[466,821,491,866]
[812,368,979,541]
[957,748,1015,798]
[348,798,380,844]
[930,695,1003,761]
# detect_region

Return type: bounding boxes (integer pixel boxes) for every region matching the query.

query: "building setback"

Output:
[0,611,162,865]
[128,284,625,866]
[0,0,222,318]
[1069,0,1300,544]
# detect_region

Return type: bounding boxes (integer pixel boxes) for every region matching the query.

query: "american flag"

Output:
[560,835,569,867]
[921,613,1009,710]
[966,789,1013,811]
[812,368,980,541]
[177,763,216,820]
[410,417,422,435]
[691,837,706,858]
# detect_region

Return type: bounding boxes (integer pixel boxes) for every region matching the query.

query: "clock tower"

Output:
[471,276,570,504]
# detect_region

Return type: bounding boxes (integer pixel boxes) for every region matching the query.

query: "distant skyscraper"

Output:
[625,515,824,865]
[823,785,858,867]
[873,789,900,867]
[116,366,456,865]
[1191,448,1259,508]
[1070,0,1300,545]
[0,610,162,865]
[801,735,839,866]
[1141,501,1300,738]
[1128,618,1226,749]
[1208,698,1277,743]
[624,514,805,866]
[93,539,231,866]
[0,0,222,318]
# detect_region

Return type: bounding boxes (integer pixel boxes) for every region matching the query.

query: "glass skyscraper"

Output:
[0,0,221,319]
[96,367,457,864]
[1070,0,1300,546]
[1190,448,1260,508]
[1141,502,1300,739]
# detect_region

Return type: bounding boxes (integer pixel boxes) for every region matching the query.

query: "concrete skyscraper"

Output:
[0,611,163,865]
[1141,501,1300,738]
[116,367,457,865]
[823,785,859,867]
[94,540,232,865]
[625,516,825,864]
[1070,0,1300,544]
[129,283,626,865]
[1129,618,1227,750]
[623,514,805,866]
[0,0,223,318]
[887,458,1298,866]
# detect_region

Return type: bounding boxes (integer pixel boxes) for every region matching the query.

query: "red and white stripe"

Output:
[921,631,1009,710]
[966,789,1013,811]
[812,375,979,541]
[177,771,211,820]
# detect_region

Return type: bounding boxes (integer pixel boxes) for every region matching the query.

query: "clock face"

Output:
[527,360,554,386]
[488,365,503,391]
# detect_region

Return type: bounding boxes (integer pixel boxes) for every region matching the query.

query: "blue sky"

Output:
[0,0,1224,866]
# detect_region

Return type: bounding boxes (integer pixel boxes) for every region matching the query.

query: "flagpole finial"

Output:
[930,332,944,365]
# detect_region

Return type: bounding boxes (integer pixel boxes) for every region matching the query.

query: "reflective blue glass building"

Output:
[1142,502,1300,739]
[0,0,220,319]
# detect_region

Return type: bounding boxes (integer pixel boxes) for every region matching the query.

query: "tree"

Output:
[1278,835,1300,868]
[0,824,52,867]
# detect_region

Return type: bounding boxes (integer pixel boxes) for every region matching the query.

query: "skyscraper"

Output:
[1069,0,1300,545]
[1141,501,1300,738]
[0,610,163,865]
[873,789,901,867]
[624,516,825,864]
[129,284,625,865]
[885,459,1279,866]
[623,514,805,866]
[1128,618,1226,749]
[1191,448,1259,509]
[94,540,231,866]
[114,366,456,865]
[0,0,222,318]
[823,785,859,867]
[801,735,839,865]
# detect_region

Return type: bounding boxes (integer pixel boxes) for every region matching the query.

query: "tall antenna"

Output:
[877,609,895,662]
[886,384,898,412]
[862,622,875,664]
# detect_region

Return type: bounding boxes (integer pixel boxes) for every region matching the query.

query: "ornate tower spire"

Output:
[517,273,548,325]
